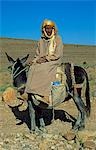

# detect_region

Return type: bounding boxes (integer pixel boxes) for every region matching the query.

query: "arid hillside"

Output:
[0,37,96,67]
[0,37,96,150]
[0,37,96,96]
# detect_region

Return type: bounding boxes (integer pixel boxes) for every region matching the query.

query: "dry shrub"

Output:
[2,87,17,105]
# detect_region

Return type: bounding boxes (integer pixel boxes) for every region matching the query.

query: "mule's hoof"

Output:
[78,124,85,131]
[30,127,43,135]
[30,130,35,134]
[39,127,47,133]
[72,125,79,131]
[73,124,85,131]
[29,127,37,134]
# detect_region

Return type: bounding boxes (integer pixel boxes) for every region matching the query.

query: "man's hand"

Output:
[27,60,34,66]
[36,56,48,64]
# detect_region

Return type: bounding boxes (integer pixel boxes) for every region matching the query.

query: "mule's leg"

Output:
[39,114,45,128]
[36,107,45,128]
[28,96,36,132]
[73,88,86,130]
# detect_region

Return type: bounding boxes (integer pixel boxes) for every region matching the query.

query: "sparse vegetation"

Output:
[0,37,96,149]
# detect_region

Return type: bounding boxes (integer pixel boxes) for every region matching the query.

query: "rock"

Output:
[42,133,53,139]
[51,145,56,149]
[66,144,73,149]
[4,138,10,144]
[24,133,36,141]
[39,139,48,150]
[63,131,76,141]
[0,141,3,146]
[22,144,32,150]
[53,134,59,140]
[78,130,96,142]
[87,136,96,141]
[83,140,96,149]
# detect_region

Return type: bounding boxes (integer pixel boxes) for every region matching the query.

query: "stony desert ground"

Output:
[0,38,96,149]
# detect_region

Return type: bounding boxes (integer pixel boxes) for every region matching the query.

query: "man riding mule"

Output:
[25,19,64,105]
[5,19,91,133]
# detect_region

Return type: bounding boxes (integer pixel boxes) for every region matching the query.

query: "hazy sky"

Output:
[1,0,96,45]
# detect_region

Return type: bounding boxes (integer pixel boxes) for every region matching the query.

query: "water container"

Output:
[52,81,61,86]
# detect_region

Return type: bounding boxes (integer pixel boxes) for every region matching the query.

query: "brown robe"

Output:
[25,35,63,97]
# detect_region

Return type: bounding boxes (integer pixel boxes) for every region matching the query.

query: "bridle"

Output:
[11,62,29,80]
[10,62,29,91]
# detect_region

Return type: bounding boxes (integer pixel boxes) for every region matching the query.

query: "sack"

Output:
[51,82,66,107]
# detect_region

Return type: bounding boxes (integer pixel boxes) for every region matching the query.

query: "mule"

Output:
[6,52,29,94]
[6,52,91,132]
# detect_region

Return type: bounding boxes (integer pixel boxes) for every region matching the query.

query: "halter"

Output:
[13,66,28,79]
[11,62,29,80]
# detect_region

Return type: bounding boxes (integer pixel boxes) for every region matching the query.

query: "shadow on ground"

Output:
[8,103,76,130]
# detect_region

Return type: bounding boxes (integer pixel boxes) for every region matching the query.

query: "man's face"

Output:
[44,25,54,36]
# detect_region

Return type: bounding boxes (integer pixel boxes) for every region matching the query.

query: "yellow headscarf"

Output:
[42,19,57,56]
[42,19,57,38]
[42,19,55,29]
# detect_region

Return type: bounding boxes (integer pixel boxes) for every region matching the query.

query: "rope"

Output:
[13,66,28,79]
[13,67,21,78]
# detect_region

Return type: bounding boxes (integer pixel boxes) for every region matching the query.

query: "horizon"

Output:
[1,1,96,46]
[0,36,96,47]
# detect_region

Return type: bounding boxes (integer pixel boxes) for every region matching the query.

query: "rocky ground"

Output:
[0,95,96,150]
[0,38,96,149]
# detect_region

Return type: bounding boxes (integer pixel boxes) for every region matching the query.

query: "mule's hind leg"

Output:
[28,94,36,132]
[73,88,86,130]
[36,107,45,128]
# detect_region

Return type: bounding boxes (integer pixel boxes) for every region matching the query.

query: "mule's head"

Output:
[5,52,29,89]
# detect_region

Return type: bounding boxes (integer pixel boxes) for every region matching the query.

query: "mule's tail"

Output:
[85,70,91,117]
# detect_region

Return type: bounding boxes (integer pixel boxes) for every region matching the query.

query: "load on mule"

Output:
[6,52,91,132]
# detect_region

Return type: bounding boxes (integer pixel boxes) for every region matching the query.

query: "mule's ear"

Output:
[5,52,15,64]
[20,54,29,64]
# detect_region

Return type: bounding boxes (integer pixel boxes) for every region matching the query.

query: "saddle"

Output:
[34,64,67,107]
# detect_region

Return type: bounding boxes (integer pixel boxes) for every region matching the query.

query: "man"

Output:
[25,19,64,104]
